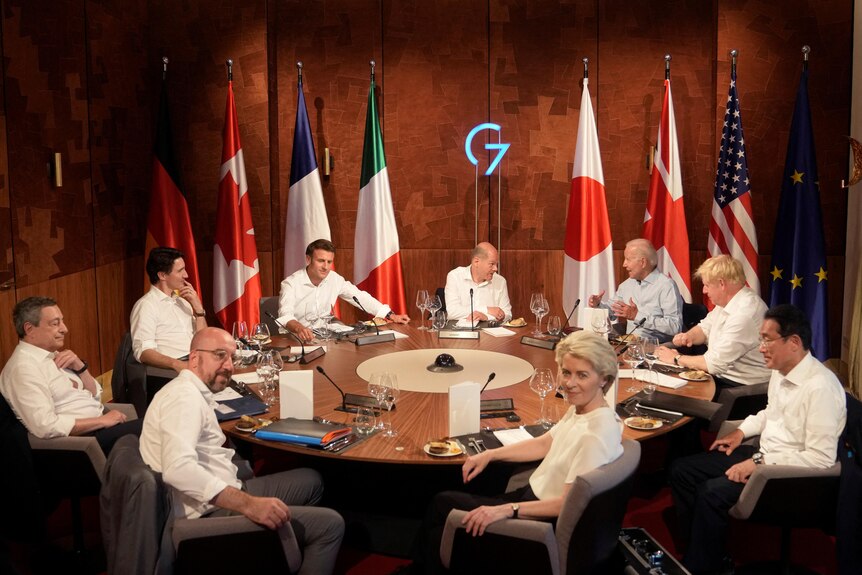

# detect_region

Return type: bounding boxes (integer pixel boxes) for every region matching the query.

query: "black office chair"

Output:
[679,303,708,356]
[435,287,447,313]
[260,296,282,333]
[111,332,148,416]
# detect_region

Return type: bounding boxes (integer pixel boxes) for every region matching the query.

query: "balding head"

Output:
[470,242,499,283]
[188,327,236,393]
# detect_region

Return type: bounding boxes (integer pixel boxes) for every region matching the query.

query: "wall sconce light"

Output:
[48,152,63,187]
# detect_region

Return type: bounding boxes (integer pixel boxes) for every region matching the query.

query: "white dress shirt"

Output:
[0,341,103,438]
[277,267,391,326]
[139,369,242,519]
[613,268,683,343]
[529,405,623,500]
[443,266,512,322]
[130,286,195,362]
[737,352,846,467]
[698,287,771,385]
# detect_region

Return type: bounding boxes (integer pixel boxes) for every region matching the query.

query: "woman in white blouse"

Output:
[415,330,624,572]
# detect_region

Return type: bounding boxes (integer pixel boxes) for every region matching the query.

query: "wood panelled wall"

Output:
[0,0,852,369]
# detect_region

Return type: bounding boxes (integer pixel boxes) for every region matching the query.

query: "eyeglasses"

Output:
[758,335,788,347]
[193,349,231,361]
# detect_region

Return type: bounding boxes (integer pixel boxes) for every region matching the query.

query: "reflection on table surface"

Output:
[222,324,714,464]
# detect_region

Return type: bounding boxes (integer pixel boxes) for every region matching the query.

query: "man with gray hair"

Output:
[588,238,683,343]
[0,296,142,453]
[444,242,512,323]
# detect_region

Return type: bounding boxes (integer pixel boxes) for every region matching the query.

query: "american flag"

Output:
[707,69,760,294]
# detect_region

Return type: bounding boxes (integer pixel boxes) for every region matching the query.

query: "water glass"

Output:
[367,372,387,430]
[590,312,611,338]
[380,373,400,438]
[354,406,376,437]
[624,343,645,392]
[547,315,562,338]
[432,309,448,331]
[643,369,658,396]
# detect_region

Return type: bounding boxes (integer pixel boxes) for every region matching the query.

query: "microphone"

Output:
[563,298,581,333]
[469,288,475,330]
[315,366,379,413]
[265,311,325,364]
[351,296,396,346]
[622,317,647,342]
[479,372,496,394]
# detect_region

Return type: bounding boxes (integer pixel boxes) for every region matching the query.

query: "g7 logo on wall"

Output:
[465,123,510,176]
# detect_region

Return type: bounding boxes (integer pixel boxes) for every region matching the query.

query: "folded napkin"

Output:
[482,327,516,337]
[327,323,355,333]
[618,369,687,389]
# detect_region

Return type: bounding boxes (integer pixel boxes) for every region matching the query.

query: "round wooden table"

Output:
[223,325,714,465]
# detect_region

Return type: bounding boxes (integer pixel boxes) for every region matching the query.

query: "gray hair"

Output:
[13,296,57,338]
[626,238,658,268]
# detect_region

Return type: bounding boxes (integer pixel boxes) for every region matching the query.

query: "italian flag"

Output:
[353,72,406,314]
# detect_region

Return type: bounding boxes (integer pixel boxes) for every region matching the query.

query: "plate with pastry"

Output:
[624,416,663,431]
[679,369,710,381]
[234,415,273,433]
[424,439,463,457]
[503,317,527,328]
[362,317,389,327]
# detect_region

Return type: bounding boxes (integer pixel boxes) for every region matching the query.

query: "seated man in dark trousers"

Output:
[669,304,846,575]
[0,296,142,454]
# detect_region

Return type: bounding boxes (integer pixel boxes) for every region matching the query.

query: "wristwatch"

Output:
[510,503,520,519]
[673,355,681,366]
[385,311,394,320]
[193,310,206,318]
[752,452,764,465]
[72,360,89,375]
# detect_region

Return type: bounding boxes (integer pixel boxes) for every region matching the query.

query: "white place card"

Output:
[279,371,314,420]
[448,381,481,437]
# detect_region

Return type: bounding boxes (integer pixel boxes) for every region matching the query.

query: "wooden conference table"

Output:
[223,324,714,465]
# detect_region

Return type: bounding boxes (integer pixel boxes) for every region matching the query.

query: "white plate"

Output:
[679,371,710,381]
[423,440,463,457]
[624,416,663,431]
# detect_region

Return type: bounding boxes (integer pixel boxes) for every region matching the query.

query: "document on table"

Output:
[618,369,687,389]
[379,330,409,340]
[493,427,534,446]
[289,345,326,355]
[482,327,516,337]
[213,387,243,401]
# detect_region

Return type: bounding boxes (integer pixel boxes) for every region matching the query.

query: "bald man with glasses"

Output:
[139,327,344,574]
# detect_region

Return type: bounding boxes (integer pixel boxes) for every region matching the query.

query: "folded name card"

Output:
[279,371,314,420]
[449,381,480,437]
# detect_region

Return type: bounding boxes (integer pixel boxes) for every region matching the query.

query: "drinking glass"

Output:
[232,321,249,346]
[316,302,333,341]
[624,343,645,392]
[590,312,611,338]
[643,369,658,396]
[530,292,547,336]
[432,309,448,331]
[251,322,270,349]
[547,315,562,338]
[354,406,376,437]
[416,289,429,330]
[425,295,442,329]
[367,372,387,430]
[529,368,556,428]
[380,373,400,438]
[255,352,275,405]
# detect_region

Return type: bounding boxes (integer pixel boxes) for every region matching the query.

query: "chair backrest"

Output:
[260,296,280,333]
[0,393,46,541]
[435,287,446,313]
[557,438,641,574]
[111,332,149,416]
[682,302,708,330]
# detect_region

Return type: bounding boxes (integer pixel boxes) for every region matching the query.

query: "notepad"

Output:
[493,427,534,446]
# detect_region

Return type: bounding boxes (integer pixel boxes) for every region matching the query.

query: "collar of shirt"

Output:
[179,369,218,409]
[719,286,751,315]
[150,285,180,303]
[779,351,816,388]
[19,340,55,363]
[459,265,490,288]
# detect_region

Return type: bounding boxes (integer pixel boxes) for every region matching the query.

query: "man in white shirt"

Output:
[669,304,846,574]
[657,255,771,388]
[587,238,683,343]
[131,247,207,371]
[139,327,344,574]
[0,297,141,453]
[444,242,512,324]
[278,239,409,342]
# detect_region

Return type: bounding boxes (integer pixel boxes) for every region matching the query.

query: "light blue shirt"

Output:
[613,268,683,343]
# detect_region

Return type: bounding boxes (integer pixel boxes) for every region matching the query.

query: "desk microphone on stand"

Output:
[352,296,396,346]
[265,311,325,364]
[315,366,379,413]
[469,288,475,330]
[563,298,581,334]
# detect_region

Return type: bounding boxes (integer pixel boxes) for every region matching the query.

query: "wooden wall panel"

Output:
[3,0,93,285]
[15,269,101,373]
[383,0,489,249]
[87,0,151,266]
[0,291,17,366]
[95,256,143,372]
[490,0,598,251]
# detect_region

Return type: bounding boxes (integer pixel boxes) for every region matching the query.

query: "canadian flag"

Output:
[562,77,615,328]
[213,80,262,329]
[643,78,691,302]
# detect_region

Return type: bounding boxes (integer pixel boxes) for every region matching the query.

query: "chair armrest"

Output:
[439,508,558,572]
[729,462,841,520]
[173,516,301,573]
[28,433,107,482]
[717,419,744,437]
[718,382,768,401]
[106,403,138,421]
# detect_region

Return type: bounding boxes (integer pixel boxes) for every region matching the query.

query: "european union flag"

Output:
[768,68,829,360]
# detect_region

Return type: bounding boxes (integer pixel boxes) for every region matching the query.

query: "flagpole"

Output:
[226,58,233,82]
[297,60,303,86]
[162,56,168,80]
[730,49,737,75]
[802,45,810,72]
[664,54,671,80]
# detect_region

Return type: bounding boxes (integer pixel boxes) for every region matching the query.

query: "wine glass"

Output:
[432,309,448,331]
[306,302,320,335]
[425,295,442,328]
[530,292,547,336]
[624,343,645,392]
[590,311,610,338]
[380,372,400,438]
[529,368,556,428]
[547,315,562,338]
[536,296,549,335]
[232,321,249,346]
[416,290,429,330]
[251,322,270,349]
[367,372,387,430]
[316,302,333,341]
[643,369,658,396]
[255,352,275,405]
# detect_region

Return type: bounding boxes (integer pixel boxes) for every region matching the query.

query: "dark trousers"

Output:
[669,445,756,573]
[414,485,538,574]
[94,417,144,454]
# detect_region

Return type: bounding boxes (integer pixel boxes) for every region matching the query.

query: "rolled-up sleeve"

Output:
[702,313,758,376]
[130,298,157,362]
[277,275,301,326]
